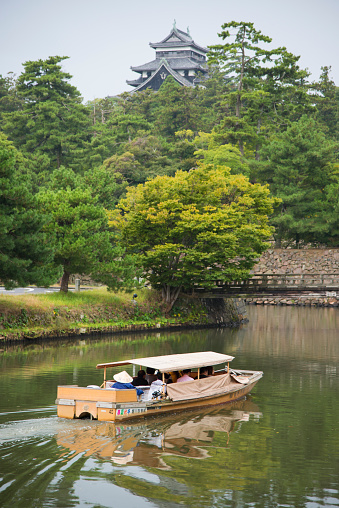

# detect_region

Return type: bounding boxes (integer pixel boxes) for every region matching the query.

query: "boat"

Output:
[56,351,263,422]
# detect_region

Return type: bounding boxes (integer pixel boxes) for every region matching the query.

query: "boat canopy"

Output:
[96,351,234,372]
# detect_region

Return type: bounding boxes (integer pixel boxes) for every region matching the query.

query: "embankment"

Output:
[0,289,245,343]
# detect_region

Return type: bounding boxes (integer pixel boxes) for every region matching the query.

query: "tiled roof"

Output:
[130,61,195,93]
[126,77,143,86]
[150,27,207,54]
[131,57,207,73]
[153,28,193,45]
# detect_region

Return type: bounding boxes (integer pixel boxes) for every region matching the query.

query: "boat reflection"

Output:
[56,398,261,469]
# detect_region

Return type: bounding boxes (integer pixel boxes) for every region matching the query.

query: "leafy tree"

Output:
[0,72,23,123]
[2,56,91,170]
[255,116,339,246]
[192,131,250,176]
[115,164,275,311]
[208,22,277,154]
[0,134,59,288]
[208,22,311,158]
[312,66,339,140]
[38,169,137,292]
[152,77,201,137]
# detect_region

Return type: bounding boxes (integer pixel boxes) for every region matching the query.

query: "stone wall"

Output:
[246,248,339,307]
[200,298,248,326]
[251,248,339,275]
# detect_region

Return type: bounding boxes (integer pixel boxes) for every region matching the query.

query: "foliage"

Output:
[192,132,250,176]
[0,134,59,289]
[255,116,339,246]
[115,164,275,310]
[312,66,339,140]
[38,168,138,292]
[2,56,91,170]
[208,21,312,159]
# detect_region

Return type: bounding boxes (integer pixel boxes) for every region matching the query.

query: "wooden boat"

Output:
[56,351,263,422]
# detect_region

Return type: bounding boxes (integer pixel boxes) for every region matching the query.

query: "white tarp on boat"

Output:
[167,373,233,401]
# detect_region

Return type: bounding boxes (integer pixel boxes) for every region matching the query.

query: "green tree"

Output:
[256,116,339,246]
[0,134,59,288]
[208,22,311,159]
[3,56,91,170]
[115,164,275,311]
[38,169,137,292]
[192,131,250,176]
[152,77,200,137]
[208,22,277,155]
[0,72,23,123]
[313,66,339,140]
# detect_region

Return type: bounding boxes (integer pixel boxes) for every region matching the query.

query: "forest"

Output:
[0,22,338,308]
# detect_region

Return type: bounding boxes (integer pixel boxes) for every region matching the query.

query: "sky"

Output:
[1,0,338,103]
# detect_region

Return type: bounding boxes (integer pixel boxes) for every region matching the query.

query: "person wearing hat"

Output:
[112,371,144,396]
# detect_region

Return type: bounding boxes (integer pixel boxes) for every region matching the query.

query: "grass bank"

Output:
[0,288,209,342]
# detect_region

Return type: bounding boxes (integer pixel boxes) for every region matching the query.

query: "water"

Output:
[0,306,338,507]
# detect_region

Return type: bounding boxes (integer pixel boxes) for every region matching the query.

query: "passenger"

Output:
[132,370,148,386]
[148,372,167,399]
[207,366,214,376]
[198,367,209,379]
[177,369,194,383]
[164,372,173,384]
[112,370,143,396]
[169,371,180,383]
[145,367,157,384]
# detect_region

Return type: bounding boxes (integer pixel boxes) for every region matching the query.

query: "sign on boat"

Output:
[56,351,263,422]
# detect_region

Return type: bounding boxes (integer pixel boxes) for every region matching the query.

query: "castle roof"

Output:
[129,60,196,93]
[131,57,207,74]
[150,27,207,54]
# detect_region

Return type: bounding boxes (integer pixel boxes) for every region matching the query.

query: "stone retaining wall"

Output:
[251,248,339,275]
[247,248,339,307]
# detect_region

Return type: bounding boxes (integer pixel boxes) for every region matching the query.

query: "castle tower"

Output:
[126,23,208,92]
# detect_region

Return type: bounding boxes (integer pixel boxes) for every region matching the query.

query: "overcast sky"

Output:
[1,0,338,103]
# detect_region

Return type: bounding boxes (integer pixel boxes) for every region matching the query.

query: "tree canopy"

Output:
[38,167,138,292]
[0,134,58,288]
[114,164,275,310]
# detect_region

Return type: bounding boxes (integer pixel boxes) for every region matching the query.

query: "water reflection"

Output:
[56,399,261,469]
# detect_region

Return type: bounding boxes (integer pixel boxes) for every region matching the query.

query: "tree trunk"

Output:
[236,35,245,157]
[255,107,263,160]
[162,285,182,314]
[60,270,70,293]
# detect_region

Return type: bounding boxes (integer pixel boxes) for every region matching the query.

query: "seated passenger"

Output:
[164,372,173,384]
[149,372,167,399]
[132,369,148,386]
[112,370,143,396]
[198,367,209,379]
[145,367,157,384]
[177,369,194,383]
[169,371,180,383]
[207,366,214,376]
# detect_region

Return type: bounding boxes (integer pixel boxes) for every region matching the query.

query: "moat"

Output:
[0,305,338,508]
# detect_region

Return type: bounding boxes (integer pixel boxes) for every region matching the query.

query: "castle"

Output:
[127,22,208,92]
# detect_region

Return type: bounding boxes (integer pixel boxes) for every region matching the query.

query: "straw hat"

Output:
[113,371,133,383]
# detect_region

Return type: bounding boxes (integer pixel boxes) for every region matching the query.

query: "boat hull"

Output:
[56,371,263,422]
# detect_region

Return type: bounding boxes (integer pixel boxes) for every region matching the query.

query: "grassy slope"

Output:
[0,288,209,342]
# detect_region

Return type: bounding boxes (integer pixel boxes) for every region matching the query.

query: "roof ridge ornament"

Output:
[173,19,177,31]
